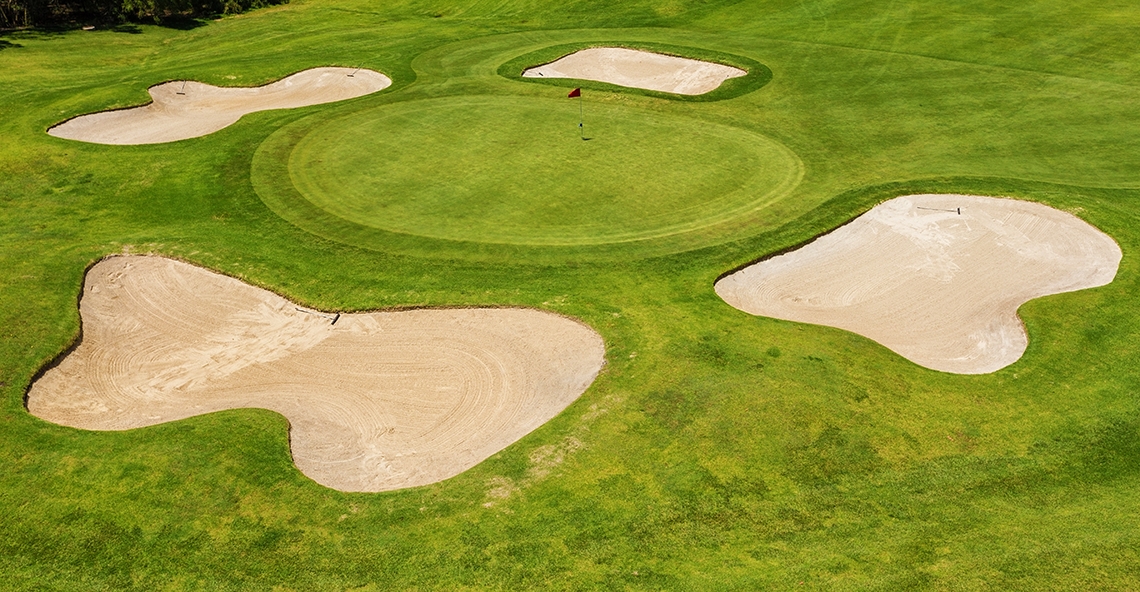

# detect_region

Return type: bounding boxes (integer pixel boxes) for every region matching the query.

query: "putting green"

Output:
[256,95,801,253]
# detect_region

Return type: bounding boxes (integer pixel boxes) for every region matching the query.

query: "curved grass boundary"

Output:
[497,41,772,102]
[252,97,803,263]
[286,96,800,245]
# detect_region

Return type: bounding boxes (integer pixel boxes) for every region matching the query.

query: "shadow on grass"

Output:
[2,23,72,40]
[0,14,206,39]
[150,15,208,30]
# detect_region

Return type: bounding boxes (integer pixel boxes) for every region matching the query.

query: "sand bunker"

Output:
[522,47,746,95]
[48,67,391,145]
[715,195,1121,374]
[27,256,605,492]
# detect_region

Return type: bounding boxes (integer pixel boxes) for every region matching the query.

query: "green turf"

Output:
[268,95,800,248]
[3,0,1140,590]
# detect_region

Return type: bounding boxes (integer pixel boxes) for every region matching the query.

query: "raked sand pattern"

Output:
[27,256,606,492]
[48,67,391,145]
[715,195,1121,374]
[522,47,746,95]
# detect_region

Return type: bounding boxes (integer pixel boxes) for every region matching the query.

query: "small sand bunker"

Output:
[522,47,746,95]
[27,256,605,492]
[715,195,1121,374]
[48,67,391,145]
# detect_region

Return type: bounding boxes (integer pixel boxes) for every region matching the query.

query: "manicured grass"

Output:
[270,95,799,248]
[2,1,1140,590]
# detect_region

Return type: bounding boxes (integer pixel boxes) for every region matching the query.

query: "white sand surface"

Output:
[715,195,1121,374]
[48,67,391,145]
[27,256,605,492]
[522,47,746,95]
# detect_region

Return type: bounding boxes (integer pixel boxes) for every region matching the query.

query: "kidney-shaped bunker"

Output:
[28,256,606,492]
[523,47,746,95]
[49,67,391,145]
[716,194,1121,374]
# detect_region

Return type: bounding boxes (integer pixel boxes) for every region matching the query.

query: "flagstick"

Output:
[578,93,584,140]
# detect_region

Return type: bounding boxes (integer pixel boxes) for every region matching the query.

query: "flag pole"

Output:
[578,93,584,140]
[568,87,583,140]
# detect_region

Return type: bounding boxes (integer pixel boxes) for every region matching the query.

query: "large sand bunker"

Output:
[522,47,746,95]
[48,67,391,145]
[27,256,605,492]
[715,195,1121,374]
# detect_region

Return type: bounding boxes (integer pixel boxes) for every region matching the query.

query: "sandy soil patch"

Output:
[27,256,605,492]
[48,67,391,145]
[522,47,746,95]
[715,194,1121,374]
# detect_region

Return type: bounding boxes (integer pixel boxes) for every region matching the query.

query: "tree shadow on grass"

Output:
[3,24,71,40]
[153,15,207,30]
[1,14,205,40]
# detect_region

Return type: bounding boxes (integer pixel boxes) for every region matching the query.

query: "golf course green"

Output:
[2,1,1140,590]
[260,95,800,249]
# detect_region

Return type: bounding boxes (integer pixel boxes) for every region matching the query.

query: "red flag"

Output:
[567,88,581,98]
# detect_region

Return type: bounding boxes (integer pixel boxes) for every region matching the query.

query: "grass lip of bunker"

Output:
[253,94,802,256]
[47,67,392,145]
[25,256,606,492]
[715,194,1122,374]
[521,47,746,95]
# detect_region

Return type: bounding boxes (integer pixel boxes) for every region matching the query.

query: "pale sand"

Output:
[48,67,391,145]
[27,256,605,492]
[715,195,1121,374]
[522,47,746,95]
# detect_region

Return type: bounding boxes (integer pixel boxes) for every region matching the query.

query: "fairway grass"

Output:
[3,1,1140,590]
[261,95,801,250]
